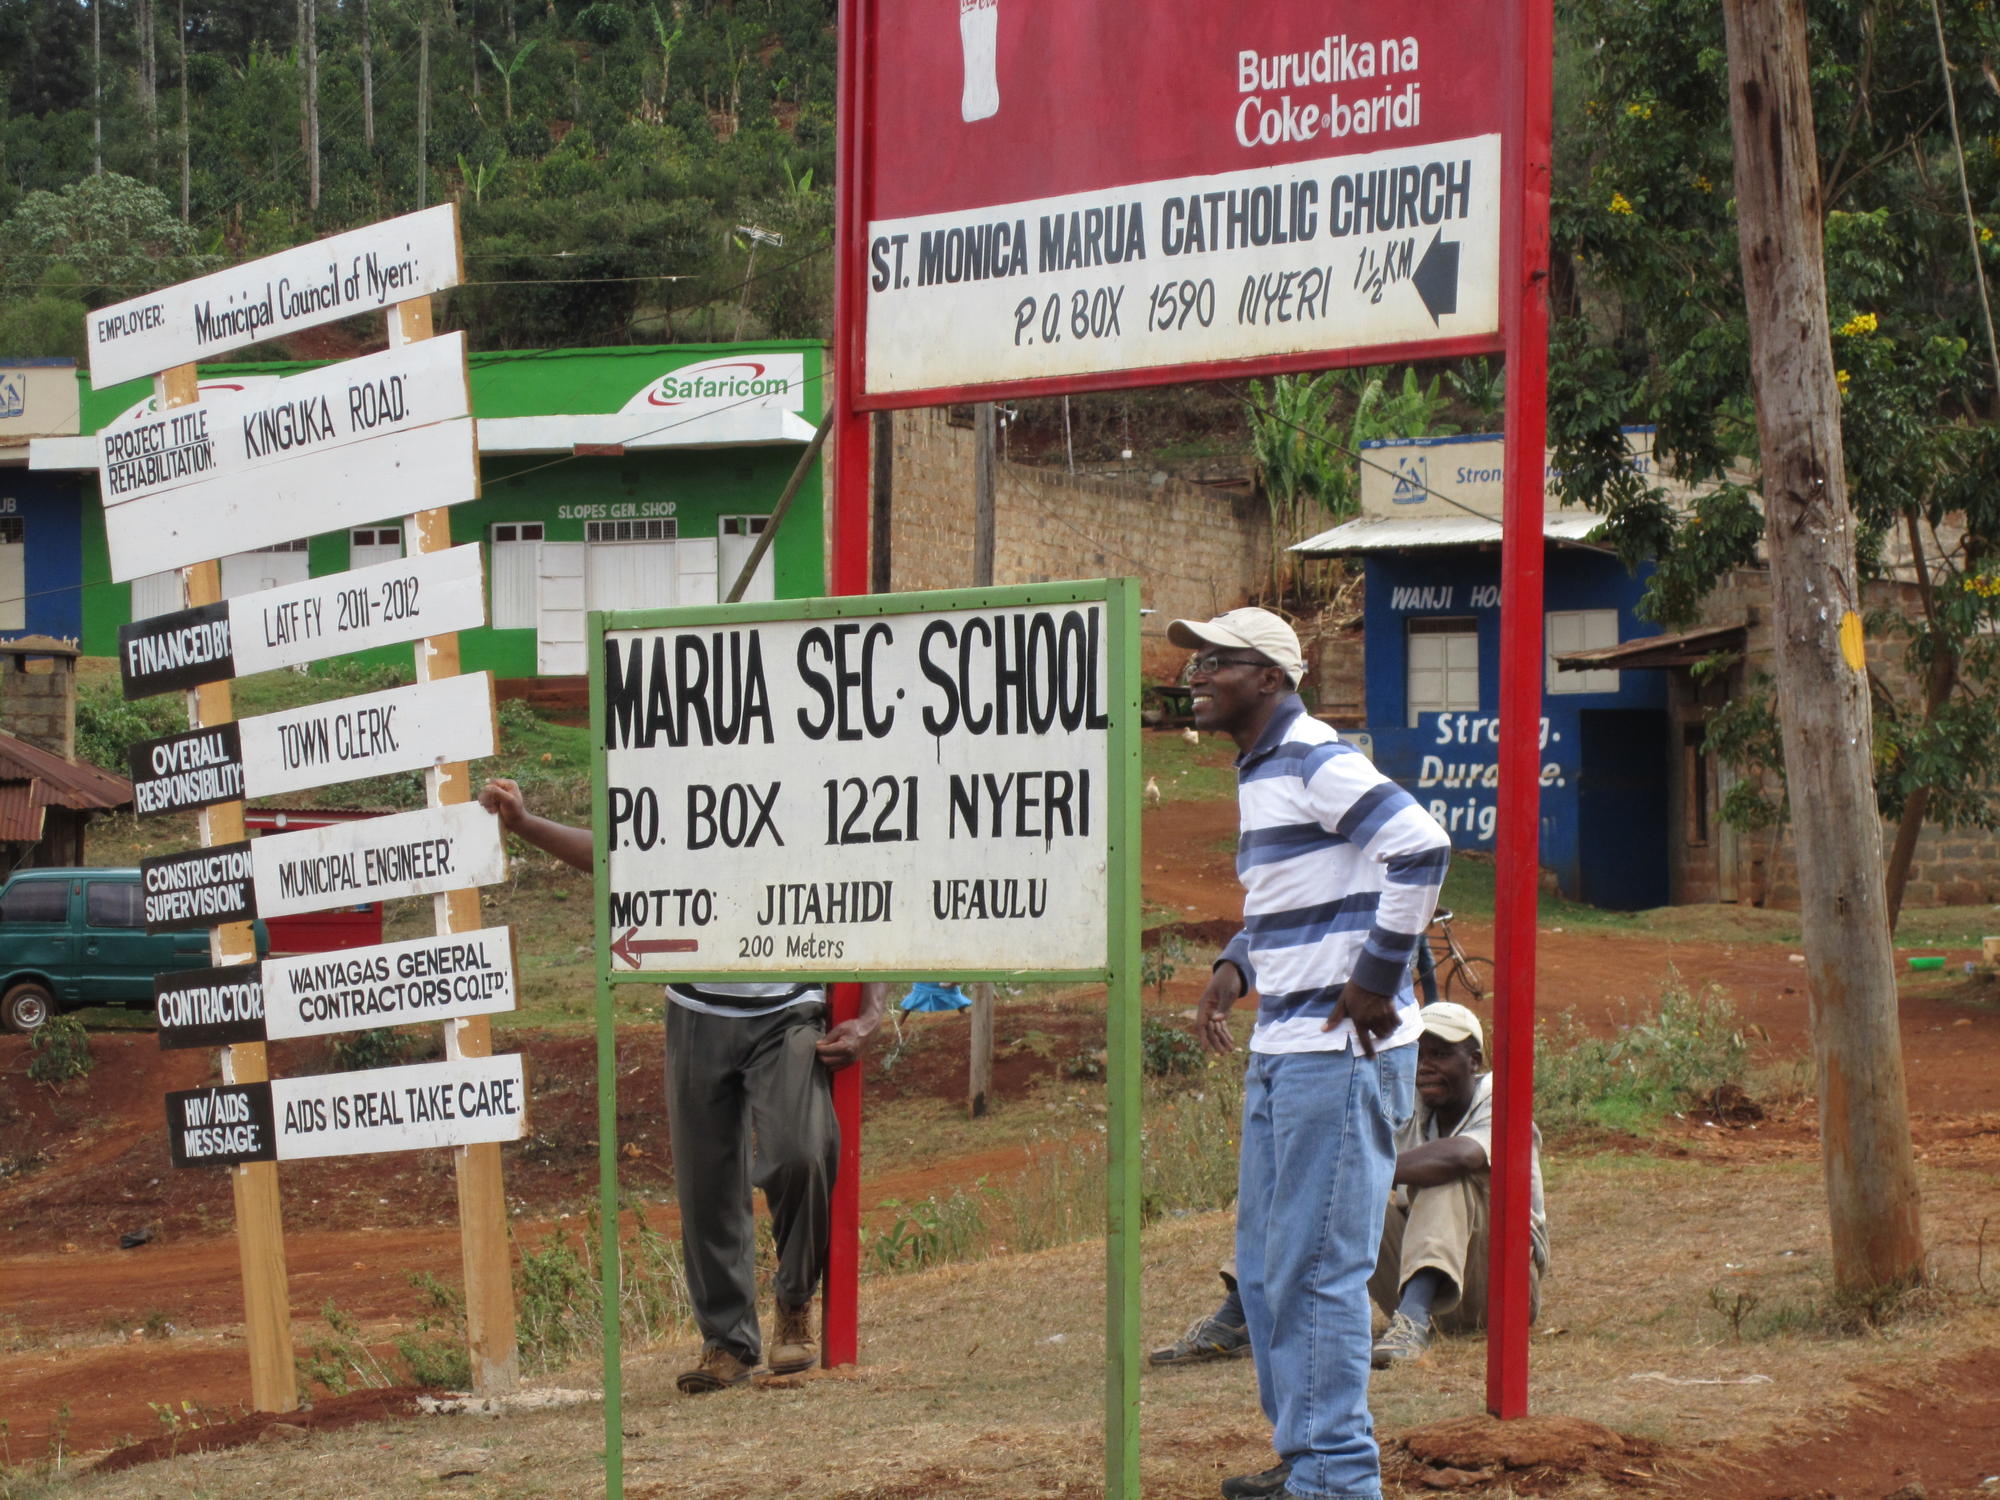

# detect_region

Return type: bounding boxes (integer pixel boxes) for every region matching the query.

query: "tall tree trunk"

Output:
[178,0,189,219]
[1883,511,1957,930]
[304,0,320,211]
[416,19,430,208]
[138,0,158,172]
[92,0,103,175]
[362,0,375,149]
[1722,0,1925,1293]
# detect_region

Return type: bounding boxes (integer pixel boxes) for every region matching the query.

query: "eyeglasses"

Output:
[1188,652,1272,675]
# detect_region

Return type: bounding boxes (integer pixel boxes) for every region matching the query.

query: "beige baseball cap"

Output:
[1419,1001,1485,1051]
[1167,607,1307,687]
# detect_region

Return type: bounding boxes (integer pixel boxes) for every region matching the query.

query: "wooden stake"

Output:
[165,361,299,1415]
[967,982,993,1119]
[391,293,520,1393]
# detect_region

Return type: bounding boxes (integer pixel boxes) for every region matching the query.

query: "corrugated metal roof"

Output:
[1290,513,1607,554]
[0,782,47,841]
[0,731,134,811]
[1555,622,1745,670]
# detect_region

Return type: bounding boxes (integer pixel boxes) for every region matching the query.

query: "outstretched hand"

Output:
[477,776,527,831]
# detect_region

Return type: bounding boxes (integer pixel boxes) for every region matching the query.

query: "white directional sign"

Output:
[119,544,489,698]
[102,413,476,581]
[252,800,507,919]
[98,333,470,510]
[155,927,519,1050]
[166,1053,528,1166]
[89,205,463,387]
[241,671,496,799]
[600,593,1116,975]
[865,135,1500,395]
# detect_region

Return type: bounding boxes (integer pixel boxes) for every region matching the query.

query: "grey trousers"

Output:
[1367,1175,1542,1333]
[665,1001,838,1363]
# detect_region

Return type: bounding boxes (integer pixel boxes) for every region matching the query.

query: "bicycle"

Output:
[1413,909,1490,1006]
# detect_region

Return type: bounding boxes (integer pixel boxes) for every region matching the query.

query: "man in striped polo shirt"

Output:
[1172,608,1450,1500]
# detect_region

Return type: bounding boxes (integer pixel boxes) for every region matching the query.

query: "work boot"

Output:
[768,1300,819,1375]
[1370,1310,1434,1369]
[1219,1460,1292,1498]
[1149,1312,1251,1366]
[675,1343,754,1394]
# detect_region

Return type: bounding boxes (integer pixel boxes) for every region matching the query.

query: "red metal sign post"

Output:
[827,0,1551,1420]
[1489,0,1553,1419]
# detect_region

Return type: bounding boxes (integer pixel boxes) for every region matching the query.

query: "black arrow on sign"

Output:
[1413,231,1461,325]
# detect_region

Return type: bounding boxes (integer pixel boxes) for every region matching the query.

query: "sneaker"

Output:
[1149,1313,1251,1366]
[675,1344,754,1393]
[1219,1460,1292,1498]
[768,1301,819,1376]
[1370,1310,1433,1369]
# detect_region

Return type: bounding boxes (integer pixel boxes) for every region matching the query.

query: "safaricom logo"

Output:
[647,360,792,407]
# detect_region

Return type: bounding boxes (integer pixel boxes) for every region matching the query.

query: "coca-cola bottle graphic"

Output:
[960,0,999,121]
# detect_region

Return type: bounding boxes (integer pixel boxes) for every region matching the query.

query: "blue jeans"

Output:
[1236,1042,1417,1500]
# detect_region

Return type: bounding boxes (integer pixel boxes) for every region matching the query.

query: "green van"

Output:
[0,867,265,1033]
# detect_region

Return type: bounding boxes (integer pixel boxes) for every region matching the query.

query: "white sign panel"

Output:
[270,1054,528,1161]
[103,418,477,581]
[252,799,506,918]
[863,135,1499,395]
[237,542,487,676]
[239,671,495,799]
[97,333,470,511]
[263,926,517,1040]
[602,599,1113,974]
[89,205,463,386]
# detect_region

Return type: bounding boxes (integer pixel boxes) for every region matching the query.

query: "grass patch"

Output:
[1536,976,1752,1139]
[1139,726,1240,802]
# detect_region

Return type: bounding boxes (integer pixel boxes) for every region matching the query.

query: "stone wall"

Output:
[1689,571,2000,909]
[883,409,1271,678]
[1,657,74,759]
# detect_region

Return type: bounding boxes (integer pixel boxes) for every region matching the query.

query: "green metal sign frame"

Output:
[588,579,1142,1497]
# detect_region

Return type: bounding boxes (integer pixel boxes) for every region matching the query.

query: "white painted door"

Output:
[0,518,24,631]
[219,541,310,600]
[488,522,544,629]
[677,537,718,605]
[717,515,773,602]
[536,542,587,676]
[586,540,675,612]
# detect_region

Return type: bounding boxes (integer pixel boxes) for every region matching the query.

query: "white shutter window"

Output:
[584,519,678,612]
[0,517,25,631]
[1547,610,1621,694]
[349,526,404,571]
[1406,617,1480,726]
[490,523,544,629]
[130,569,184,621]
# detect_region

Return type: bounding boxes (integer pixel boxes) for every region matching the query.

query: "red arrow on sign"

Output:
[611,928,700,968]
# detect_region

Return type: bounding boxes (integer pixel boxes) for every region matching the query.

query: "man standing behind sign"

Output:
[1174,609,1448,1500]
[476,777,884,1393]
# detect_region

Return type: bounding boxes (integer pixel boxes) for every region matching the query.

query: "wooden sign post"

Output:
[168,365,298,1413]
[390,291,519,1395]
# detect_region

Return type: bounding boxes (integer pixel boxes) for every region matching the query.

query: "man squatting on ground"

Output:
[477,777,885,1394]
[1173,607,1450,1500]
[1153,1001,1549,1375]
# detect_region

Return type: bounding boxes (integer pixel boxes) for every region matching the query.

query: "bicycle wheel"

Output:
[1445,954,1492,1005]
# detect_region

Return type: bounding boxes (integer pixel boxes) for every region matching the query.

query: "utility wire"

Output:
[1927,0,2000,400]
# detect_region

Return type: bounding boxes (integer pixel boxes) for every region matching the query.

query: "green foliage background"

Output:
[0,0,837,349]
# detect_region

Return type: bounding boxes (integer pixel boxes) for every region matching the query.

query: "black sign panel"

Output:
[155,962,267,1050]
[140,840,257,933]
[119,601,235,700]
[128,722,245,818]
[165,1081,277,1167]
